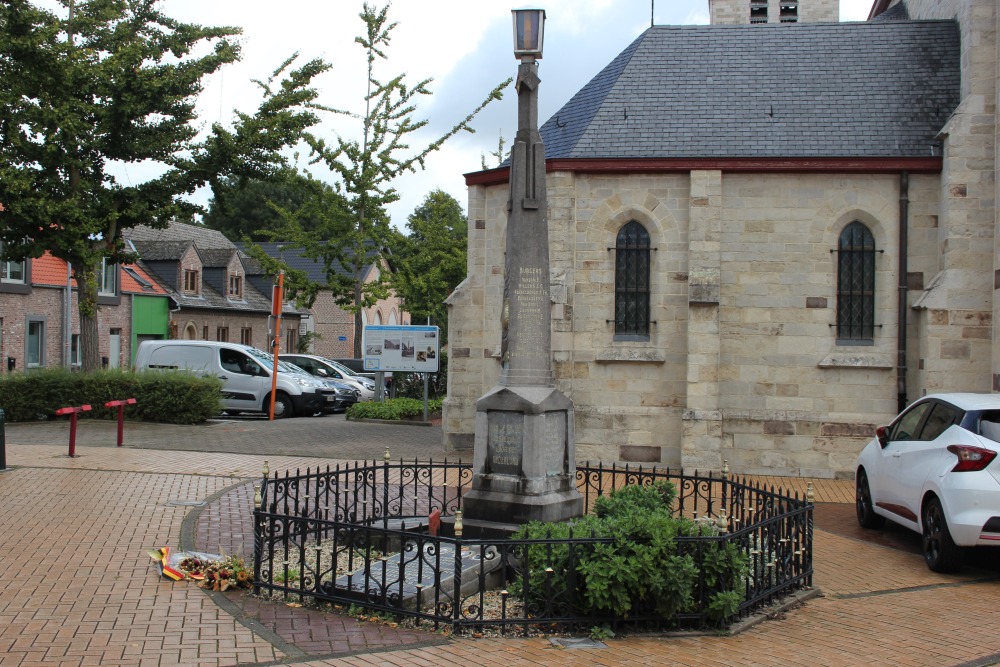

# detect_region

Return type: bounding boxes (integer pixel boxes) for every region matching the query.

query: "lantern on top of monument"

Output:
[512,9,545,60]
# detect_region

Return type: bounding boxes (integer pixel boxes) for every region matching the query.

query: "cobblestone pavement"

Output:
[1,418,999,666]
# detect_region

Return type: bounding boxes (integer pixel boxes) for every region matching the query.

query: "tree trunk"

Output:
[353,278,364,358]
[75,262,101,371]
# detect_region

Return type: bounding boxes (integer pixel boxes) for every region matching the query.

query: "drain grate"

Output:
[165,500,207,507]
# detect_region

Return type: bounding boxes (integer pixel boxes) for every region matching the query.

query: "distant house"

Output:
[124,222,305,352]
[242,242,408,359]
[0,250,169,370]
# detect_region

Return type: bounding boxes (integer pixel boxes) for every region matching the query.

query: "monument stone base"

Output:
[462,384,584,526]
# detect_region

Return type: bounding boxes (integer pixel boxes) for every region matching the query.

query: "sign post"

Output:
[268,272,284,420]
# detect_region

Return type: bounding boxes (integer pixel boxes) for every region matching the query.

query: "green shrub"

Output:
[346,397,443,421]
[391,352,448,399]
[0,368,222,424]
[512,481,748,628]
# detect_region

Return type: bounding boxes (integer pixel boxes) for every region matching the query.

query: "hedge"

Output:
[0,368,223,424]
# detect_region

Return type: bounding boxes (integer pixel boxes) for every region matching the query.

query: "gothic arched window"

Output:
[615,221,650,338]
[836,221,876,343]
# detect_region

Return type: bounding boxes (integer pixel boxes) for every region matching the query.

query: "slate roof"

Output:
[125,222,234,249]
[538,20,960,160]
[236,242,379,284]
[128,240,192,262]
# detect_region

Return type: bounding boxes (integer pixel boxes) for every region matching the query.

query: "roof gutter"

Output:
[465,156,943,186]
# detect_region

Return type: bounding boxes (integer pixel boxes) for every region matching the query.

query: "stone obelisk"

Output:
[461,13,583,530]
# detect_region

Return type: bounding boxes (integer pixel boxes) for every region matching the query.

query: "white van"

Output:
[134,340,324,418]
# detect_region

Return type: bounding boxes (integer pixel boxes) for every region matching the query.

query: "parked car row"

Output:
[134,340,366,418]
[280,354,382,401]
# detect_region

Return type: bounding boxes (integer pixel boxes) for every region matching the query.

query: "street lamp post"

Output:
[460,9,583,533]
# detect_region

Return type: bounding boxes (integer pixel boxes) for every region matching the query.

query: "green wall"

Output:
[131,296,170,364]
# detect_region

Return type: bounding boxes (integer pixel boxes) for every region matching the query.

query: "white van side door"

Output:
[218,347,268,412]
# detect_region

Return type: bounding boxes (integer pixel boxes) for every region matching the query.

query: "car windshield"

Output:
[322,357,361,377]
[977,411,1000,443]
[279,361,309,375]
[246,347,274,364]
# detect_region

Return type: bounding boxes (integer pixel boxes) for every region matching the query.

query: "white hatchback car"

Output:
[855,393,1000,571]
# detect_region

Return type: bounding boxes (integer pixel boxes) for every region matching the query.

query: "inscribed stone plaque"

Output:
[542,411,567,476]
[487,411,523,475]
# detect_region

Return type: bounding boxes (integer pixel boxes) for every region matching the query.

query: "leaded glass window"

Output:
[615,221,650,337]
[836,221,875,342]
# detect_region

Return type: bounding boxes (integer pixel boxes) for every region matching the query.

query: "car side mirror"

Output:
[876,425,889,448]
[315,368,328,377]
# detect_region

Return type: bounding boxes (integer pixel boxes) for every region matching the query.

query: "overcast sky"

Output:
[51,0,875,229]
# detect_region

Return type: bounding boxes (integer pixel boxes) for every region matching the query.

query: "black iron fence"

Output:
[252,459,812,634]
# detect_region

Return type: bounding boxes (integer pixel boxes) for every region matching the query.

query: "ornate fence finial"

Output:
[384,447,391,463]
[454,509,463,538]
[262,460,270,478]
[715,507,728,532]
[806,481,815,504]
[253,485,262,509]
[721,460,729,479]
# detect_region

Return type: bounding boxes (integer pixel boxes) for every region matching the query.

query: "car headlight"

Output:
[295,377,318,387]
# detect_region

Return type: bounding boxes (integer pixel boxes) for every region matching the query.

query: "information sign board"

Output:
[362,325,440,373]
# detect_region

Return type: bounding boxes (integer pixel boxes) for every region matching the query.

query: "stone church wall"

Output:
[446,169,947,478]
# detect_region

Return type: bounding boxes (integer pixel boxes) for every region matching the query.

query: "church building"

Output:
[444,0,997,479]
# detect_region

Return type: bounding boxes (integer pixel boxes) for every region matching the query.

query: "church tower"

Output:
[708,0,840,24]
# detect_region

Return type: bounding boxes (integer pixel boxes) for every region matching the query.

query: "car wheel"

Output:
[922,497,962,572]
[855,469,885,529]
[269,392,294,419]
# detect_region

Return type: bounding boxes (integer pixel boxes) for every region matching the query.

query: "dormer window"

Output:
[228,273,243,299]
[183,268,200,294]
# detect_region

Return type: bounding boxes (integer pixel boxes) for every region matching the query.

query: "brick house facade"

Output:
[0,252,169,371]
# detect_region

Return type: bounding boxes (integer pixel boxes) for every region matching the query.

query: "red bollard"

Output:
[104,398,137,447]
[55,405,93,457]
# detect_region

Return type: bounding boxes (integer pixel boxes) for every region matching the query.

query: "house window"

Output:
[98,258,117,296]
[26,318,45,367]
[241,327,252,346]
[183,269,200,294]
[836,221,876,343]
[285,328,298,354]
[614,220,651,338]
[70,334,81,366]
[1,242,25,284]
[216,326,229,342]
[228,274,243,299]
[203,325,209,340]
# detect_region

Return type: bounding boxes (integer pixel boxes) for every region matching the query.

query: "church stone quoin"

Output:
[445,0,997,479]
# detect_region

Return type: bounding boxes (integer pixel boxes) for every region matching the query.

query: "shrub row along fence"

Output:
[252,459,813,634]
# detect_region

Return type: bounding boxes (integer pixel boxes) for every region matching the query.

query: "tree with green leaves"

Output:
[203,168,346,242]
[0,0,327,370]
[247,3,510,357]
[390,189,467,343]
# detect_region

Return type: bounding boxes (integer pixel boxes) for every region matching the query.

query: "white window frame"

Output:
[98,258,117,296]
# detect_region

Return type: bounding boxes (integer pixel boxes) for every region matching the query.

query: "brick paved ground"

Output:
[1,419,999,666]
